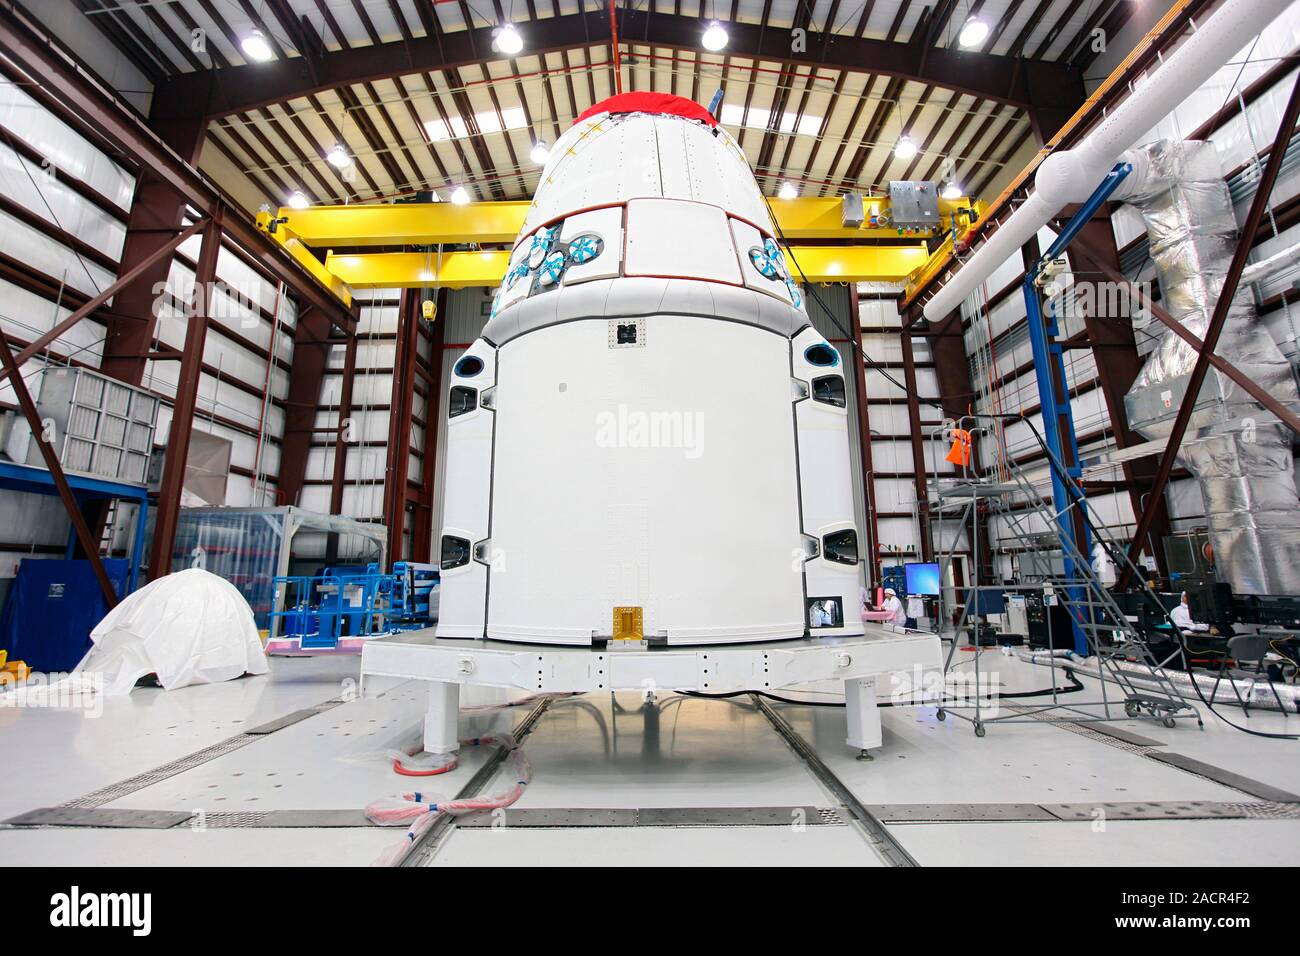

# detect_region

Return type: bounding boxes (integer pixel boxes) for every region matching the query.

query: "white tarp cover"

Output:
[76,568,268,695]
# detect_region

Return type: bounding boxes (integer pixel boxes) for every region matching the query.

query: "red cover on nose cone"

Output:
[574,92,719,127]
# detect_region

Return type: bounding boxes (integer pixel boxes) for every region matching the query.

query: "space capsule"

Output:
[435,92,862,646]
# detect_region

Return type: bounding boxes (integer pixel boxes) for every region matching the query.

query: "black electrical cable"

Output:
[678,668,1084,709]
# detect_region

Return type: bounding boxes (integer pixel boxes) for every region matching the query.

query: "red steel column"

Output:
[412,289,447,563]
[900,315,933,562]
[384,289,421,566]
[849,293,882,588]
[277,306,334,507]
[924,306,995,581]
[329,314,360,515]
[99,116,207,387]
[148,207,222,578]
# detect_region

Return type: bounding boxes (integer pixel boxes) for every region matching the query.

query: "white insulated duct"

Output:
[921,0,1294,322]
[1122,140,1300,596]
[1241,238,1300,288]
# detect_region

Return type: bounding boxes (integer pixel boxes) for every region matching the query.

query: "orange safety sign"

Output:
[945,427,972,467]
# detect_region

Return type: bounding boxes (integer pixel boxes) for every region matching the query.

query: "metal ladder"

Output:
[97,500,118,557]
[926,416,1201,734]
[994,438,1199,724]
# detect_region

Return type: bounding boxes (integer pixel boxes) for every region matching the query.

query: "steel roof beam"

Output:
[149,8,1082,120]
[0,4,355,330]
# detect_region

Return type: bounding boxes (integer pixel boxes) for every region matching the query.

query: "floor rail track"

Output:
[751,694,919,867]
[400,696,554,867]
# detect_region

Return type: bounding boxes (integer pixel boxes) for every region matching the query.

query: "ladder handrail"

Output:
[929,412,1196,713]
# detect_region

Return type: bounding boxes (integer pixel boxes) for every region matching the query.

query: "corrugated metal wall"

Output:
[0,81,298,580]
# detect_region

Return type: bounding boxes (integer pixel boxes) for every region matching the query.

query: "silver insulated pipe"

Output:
[1122,140,1300,596]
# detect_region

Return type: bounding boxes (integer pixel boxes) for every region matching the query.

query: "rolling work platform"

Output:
[926,417,1201,737]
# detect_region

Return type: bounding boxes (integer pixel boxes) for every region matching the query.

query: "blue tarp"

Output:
[0,558,129,672]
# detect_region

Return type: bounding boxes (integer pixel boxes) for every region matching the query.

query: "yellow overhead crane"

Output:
[257,194,979,299]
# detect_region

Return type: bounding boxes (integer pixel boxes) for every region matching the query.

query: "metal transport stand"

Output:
[361,624,942,756]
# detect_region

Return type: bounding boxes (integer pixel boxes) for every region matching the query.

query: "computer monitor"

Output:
[965,587,1006,616]
[904,562,941,596]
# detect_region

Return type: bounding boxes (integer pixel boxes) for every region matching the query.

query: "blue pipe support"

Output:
[1021,162,1131,654]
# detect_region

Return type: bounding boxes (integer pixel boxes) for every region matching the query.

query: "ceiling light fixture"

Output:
[702,21,729,52]
[958,17,989,48]
[240,29,274,62]
[287,190,310,209]
[941,181,963,200]
[894,134,918,160]
[530,140,551,165]
[777,181,799,200]
[326,144,351,168]
[450,185,471,205]
[493,23,524,55]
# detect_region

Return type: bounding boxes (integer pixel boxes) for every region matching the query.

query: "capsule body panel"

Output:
[434,97,862,645]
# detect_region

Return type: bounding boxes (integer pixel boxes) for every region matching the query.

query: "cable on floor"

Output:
[677,669,1084,709]
[367,732,531,866]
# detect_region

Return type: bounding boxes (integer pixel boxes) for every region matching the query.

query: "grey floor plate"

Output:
[867,803,1057,822]
[1084,724,1167,747]
[457,806,846,828]
[201,809,374,828]
[243,707,334,735]
[1042,801,1300,821]
[6,807,376,829]
[5,807,194,829]
[10,799,1299,832]
[1146,752,1300,802]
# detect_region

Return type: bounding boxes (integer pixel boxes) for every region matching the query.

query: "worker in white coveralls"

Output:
[879,588,907,627]
[1170,591,1210,633]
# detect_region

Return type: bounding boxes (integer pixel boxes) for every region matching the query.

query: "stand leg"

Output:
[423,680,460,754]
[845,678,881,759]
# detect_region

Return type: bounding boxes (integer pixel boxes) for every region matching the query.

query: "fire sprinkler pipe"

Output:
[921,0,1293,323]
[609,0,623,95]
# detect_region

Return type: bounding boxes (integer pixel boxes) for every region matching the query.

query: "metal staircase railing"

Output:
[924,414,1202,735]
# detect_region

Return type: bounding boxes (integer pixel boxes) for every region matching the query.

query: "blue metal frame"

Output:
[0,460,149,592]
[1021,162,1132,654]
[272,564,387,649]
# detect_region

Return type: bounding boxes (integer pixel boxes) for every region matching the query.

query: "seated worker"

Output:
[878,587,907,627]
[1170,591,1211,633]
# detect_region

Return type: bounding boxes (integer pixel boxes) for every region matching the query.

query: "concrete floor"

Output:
[1,650,1297,866]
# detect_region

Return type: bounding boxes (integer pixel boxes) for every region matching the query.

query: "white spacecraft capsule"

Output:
[436,92,862,646]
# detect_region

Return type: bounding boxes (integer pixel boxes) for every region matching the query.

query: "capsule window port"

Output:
[616,323,638,345]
